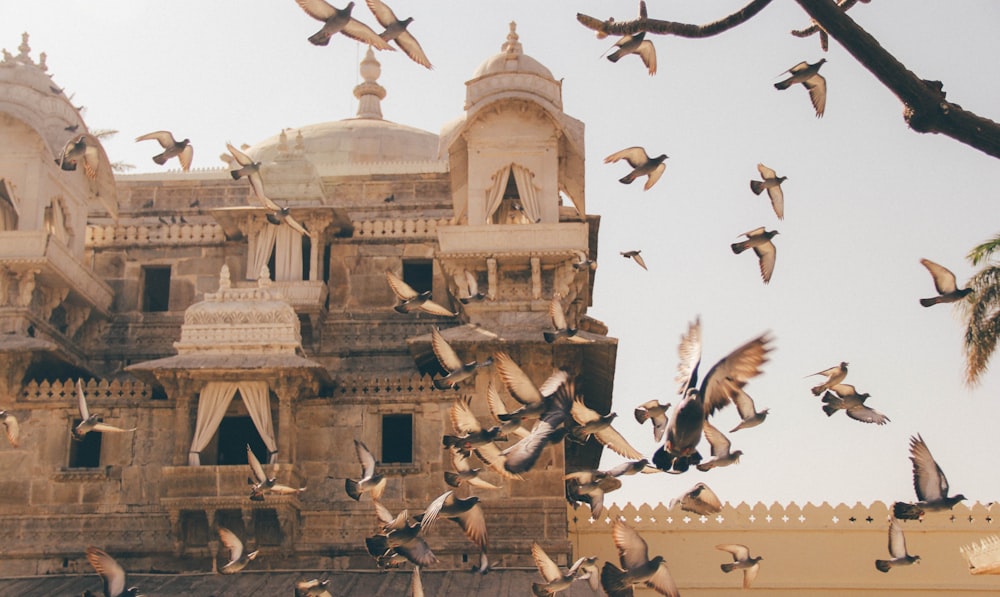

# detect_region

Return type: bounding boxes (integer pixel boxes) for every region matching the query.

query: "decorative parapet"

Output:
[331,373,445,400]
[85,222,226,247]
[19,378,153,402]
[351,217,450,239]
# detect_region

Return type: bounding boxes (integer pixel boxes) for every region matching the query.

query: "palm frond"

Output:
[967,233,1000,267]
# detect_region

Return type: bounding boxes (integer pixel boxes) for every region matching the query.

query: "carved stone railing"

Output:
[19,378,154,402]
[233,279,327,314]
[351,217,450,239]
[85,223,226,247]
[330,373,446,400]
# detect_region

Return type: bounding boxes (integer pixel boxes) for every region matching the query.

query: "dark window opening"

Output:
[267,248,277,281]
[382,414,413,464]
[181,510,211,546]
[141,266,171,312]
[214,416,267,466]
[68,419,102,468]
[254,509,283,545]
[322,244,331,284]
[402,261,433,295]
[301,234,311,281]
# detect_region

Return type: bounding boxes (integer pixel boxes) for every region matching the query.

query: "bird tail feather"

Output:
[811,385,824,396]
[750,180,765,195]
[543,331,559,343]
[821,403,838,417]
[892,502,923,520]
[531,582,554,597]
[619,174,635,185]
[308,32,332,46]
[600,562,628,593]
[444,471,462,488]
[345,478,362,501]
[721,562,738,573]
[153,154,168,165]
[875,559,892,573]
[919,297,939,307]
[731,242,748,254]
[774,80,792,90]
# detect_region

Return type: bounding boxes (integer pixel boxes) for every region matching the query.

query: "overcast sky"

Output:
[5,1,1000,509]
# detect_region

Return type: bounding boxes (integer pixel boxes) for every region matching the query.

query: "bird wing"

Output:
[532,542,564,582]
[700,332,773,417]
[716,543,750,560]
[846,405,890,425]
[81,143,101,180]
[355,439,378,479]
[217,527,245,561]
[810,364,842,379]
[604,146,649,169]
[612,519,650,570]
[702,420,731,458]
[226,142,254,166]
[756,163,777,179]
[462,269,479,298]
[804,74,826,117]
[785,61,810,75]
[364,0,396,26]
[395,31,432,69]
[76,379,90,420]
[685,482,722,514]
[450,395,483,434]
[647,562,681,597]
[432,327,465,373]
[135,130,176,148]
[549,294,568,331]
[493,351,543,404]
[85,546,127,597]
[637,40,657,75]
[502,383,572,474]
[296,0,336,20]
[247,444,268,484]
[90,423,136,433]
[920,258,959,294]
[731,389,757,421]
[385,270,419,300]
[2,413,19,448]
[418,490,452,532]
[258,193,283,213]
[395,535,438,567]
[593,425,645,460]
[743,562,760,589]
[829,384,857,398]
[910,434,948,502]
[643,163,665,191]
[570,395,600,425]
[178,144,194,171]
[752,240,777,284]
[417,300,456,317]
[766,184,784,220]
[473,441,523,481]
[674,318,703,395]
[887,518,909,558]
[454,501,489,552]
[341,18,393,50]
[740,226,766,239]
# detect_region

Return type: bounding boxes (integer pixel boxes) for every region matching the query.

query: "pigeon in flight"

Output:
[919,258,972,307]
[365,513,438,568]
[731,227,778,284]
[820,383,889,425]
[717,544,763,589]
[442,394,507,457]
[606,31,656,76]
[73,380,136,440]
[774,59,827,117]
[634,399,670,443]
[56,133,101,179]
[85,546,141,597]
[621,250,647,270]
[295,0,392,49]
[569,394,644,460]
[365,0,432,68]
[565,469,623,518]
[572,250,597,271]
[875,517,920,572]
[0,410,19,448]
[135,131,192,171]
[454,269,485,304]
[385,270,456,316]
[345,439,387,501]
[670,482,723,516]
[531,542,598,596]
[226,142,267,199]
[246,445,305,501]
[417,489,489,554]
[544,293,579,343]
[605,147,668,190]
[445,446,501,490]
[430,327,493,390]
[749,163,786,220]
[807,361,849,396]
[729,388,769,432]
[218,527,259,574]
[502,378,574,475]
[601,519,680,597]
[893,434,966,520]
[295,577,332,597]
[695,420,743,471]
[493,351,569,424]
[485,379,531,440]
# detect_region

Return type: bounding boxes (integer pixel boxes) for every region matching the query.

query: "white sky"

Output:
[4,1,1000,509]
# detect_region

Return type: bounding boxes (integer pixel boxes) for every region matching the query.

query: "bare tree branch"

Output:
[795,0,1000,159]
[577,0,774,39]
[790,0,870,51]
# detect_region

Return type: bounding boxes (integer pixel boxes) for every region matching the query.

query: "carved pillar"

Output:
[531,257,542,300]
[168,509,184,557]
[167,376,198,466]
[272,381,296,465]
[487,258,498,300]
[0,352,32,403]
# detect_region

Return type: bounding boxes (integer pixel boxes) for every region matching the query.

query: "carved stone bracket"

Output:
[16,268,40,308]
[64,303,91,339]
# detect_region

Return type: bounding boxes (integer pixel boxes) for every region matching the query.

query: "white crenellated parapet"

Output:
[352,217,450,239]
[85,223,226,247]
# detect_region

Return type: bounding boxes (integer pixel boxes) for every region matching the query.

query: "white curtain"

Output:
[188,381,277,465]
[484,164,512,224]
[274,224,303,281]
[511,164,541,223]
[248,221,277,280]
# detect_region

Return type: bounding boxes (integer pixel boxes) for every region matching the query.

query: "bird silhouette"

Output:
[56,133,101,179]
[84,546,141,597]
[670,482,723,515]
[717,544,763,588]
[493,351,569,424]
[442,394,507,458]
[820,383,890,425]
[807,362,849,396]
[605,147,667,190]
[73,379,136,440]
[218,527,259,574]
[454,269,485,303]
[621,250,647,270]
[0,410,19,448]
[919,258,972,307]
[531,542,599,596]
[345,438,386,501]
[875,517,920,572]
[775,59,827,117]
[749,163,786,219]
[893,434,966,520]
[729,388,769,432]
[246,444,305,500]
[545,293,582,343]
[417,489,489,553]
[606,31,656,75]
[695,420,743,471]
[295,0,392,49]
[135,131,192,171]
[565,469,622,518]
[634,399,670,443]
[601,519,680,597]
[502,378,574,475]
[731,227,778,284]
[365,0,431,68]
[385,270,456,316]
[431,327,493,390]
[569,393,644,460]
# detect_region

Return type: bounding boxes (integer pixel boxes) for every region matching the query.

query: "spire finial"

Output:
[502,21,522,57]
[354,47,386,119]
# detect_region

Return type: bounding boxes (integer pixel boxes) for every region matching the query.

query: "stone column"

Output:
[531,256,542,300]
[272,381,296,465]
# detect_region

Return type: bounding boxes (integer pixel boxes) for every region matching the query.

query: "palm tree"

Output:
[960,233,1000,386]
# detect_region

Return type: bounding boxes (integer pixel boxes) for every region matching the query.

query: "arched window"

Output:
[485,164,541,224]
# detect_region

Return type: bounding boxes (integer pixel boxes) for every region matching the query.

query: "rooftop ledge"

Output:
[437,222,587,258]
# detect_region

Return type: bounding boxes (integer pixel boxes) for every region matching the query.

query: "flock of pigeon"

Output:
[19,1,981,595]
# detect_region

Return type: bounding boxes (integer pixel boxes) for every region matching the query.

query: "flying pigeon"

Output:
[135,131,192,171]
[695,420,743,471]
[775,59,827,117]
[670,482,723,516]
[431,327,493,390]
[56,133,101,179]
[875,517,920,572]
[807,362,849,396]
[454,269,485,303]
[385,270,456,316]
[502,378,574,475]
[345,439,387,501]
[445,446,501,490]
[569,393,644,460]
[606,31,656,75]
[634,399,670,443]
[365,516,439,568]
[417,489,489,553]
[492,351,569,424]
[749,163,786,219]
[448,392,521,481]
[365,0,432,68]
[565,469,622,518]
[544,293,579,343]
[85,546,141,597]
[226,143,267,199]
[605,147,668,190]
[73,379,136,440]
[731,227,778,284]
[295,577,332,597]
[531,542,599,596]
[729,388,769,432]
[893,434,966,520]
[246,445,305,501]
[919,258,972,307]
[218,527,259,574]
[571,250,597,271]
[485,379,531,440]
[820,383,890,425]
[717,544,763,589]
[294,0,392,49]
[601,519,680,597]
[0,410,19,448]
[621,250,647,270]
[652,318,773,473]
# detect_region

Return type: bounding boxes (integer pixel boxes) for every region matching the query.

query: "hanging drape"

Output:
[188,381,277,465]
[274,224,303,281]
[484,164,512,224]
[510,164,541,223]
[248,221,277,280]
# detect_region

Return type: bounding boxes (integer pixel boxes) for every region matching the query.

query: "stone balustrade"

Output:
[351,217,450,239]
[85,223,226,247]
[19,378,153,402]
